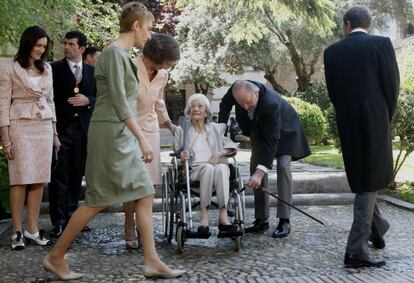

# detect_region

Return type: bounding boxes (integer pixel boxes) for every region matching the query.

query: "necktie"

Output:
[73,64,82,82]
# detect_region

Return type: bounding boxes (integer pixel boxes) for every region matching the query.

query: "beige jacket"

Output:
[135,56,170,132]
[0,61,56,127]
[173,122,238,165]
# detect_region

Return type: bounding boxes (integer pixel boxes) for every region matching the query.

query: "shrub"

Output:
[392,89,414,180]
[325,105,341,151]
[294,80,331,113]
[285,97,327,145]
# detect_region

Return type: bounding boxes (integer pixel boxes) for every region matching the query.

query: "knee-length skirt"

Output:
[84,121,155,207]
[8,119,53,185]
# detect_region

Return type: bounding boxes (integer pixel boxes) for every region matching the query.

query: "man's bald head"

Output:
[232,80,259,112]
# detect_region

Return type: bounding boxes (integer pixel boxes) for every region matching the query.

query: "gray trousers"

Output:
[190,163,230,209]
[251,154,292,220]
[346,191,390,255]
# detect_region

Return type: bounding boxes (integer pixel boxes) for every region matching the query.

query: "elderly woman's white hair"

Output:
[184,93,213,123]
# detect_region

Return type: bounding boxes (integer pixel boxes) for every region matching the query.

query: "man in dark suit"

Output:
[219,80,310,238]
[49,31,96,237]
[324,6,399,268]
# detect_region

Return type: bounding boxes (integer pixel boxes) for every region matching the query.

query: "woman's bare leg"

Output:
[9,185,26,233]
[123,201,136,240]
[26,183,43,233]
[135,194,172,271]
[46,205,104,274]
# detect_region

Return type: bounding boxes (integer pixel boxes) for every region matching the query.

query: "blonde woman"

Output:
[43,3,185,280]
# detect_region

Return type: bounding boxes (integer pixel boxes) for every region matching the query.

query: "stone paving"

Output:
[1,202,414,282]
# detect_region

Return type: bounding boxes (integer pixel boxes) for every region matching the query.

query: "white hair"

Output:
[184,93,212,123]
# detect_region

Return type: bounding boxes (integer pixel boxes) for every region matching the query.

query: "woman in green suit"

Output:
[42,3,185,280]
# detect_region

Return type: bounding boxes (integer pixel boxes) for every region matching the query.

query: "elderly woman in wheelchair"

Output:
[173,93,239,235]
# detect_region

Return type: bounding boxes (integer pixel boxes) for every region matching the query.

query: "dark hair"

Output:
[65,30,87,47]
[142,33,180,65]
[343,5,371,29]
[83,46,101,60]
[14,26,50,73]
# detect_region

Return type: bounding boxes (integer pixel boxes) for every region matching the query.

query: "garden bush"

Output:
[285,97,327,145]
[325,105,341,151]
[392,89,414,179]
[294,80,331,113]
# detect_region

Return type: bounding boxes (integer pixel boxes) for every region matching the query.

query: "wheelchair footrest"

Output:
[185,230,211,239]
[217,230,244,238]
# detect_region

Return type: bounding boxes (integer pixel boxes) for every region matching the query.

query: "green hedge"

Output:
[325,105,341,151]
[286,97,327,145]
[294,81,331,113]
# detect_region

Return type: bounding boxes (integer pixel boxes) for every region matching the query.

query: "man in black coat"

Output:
[219,80,310,238]
[324,6,399,268]
[49,31,96,237]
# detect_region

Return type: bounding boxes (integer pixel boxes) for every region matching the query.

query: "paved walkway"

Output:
[1,203,414,282]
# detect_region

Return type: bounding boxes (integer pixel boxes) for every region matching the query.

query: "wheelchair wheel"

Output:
[167,177,175,244]
[162,172,169,237]
[163,169,175,244]
[176,224,185,253]
[234,235,241,252]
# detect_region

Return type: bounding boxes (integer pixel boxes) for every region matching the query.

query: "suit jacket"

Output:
[135,56,171,132]
[173,122,238,166]
[0,61,56,127]
[218,81,311,169]
[51,59,96,135]
[324,31,400,193]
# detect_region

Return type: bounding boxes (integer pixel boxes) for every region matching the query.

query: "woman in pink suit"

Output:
[123,33,180,249]
[0,26,60,250]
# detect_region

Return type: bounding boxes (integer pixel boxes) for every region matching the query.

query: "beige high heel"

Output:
[143,265,186,279]
[43,255,84,281]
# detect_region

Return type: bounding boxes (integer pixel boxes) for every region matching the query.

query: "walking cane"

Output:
[180,117,194,230]
[242,185,325,226]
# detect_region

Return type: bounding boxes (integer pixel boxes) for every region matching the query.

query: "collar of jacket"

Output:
[12,61,51,96]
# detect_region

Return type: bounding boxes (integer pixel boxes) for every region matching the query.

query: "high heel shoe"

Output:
[125,240,139,250]
[125,228,140,250]
[43,255,85,280]
[24,230,51,246]
[143,265,186,279]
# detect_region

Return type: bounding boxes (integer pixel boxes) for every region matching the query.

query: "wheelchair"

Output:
[161,151,246,253]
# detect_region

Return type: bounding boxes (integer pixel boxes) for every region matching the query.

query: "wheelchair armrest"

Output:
[223,149,237,158]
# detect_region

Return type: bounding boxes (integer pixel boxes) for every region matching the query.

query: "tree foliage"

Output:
[74,0,121,49]
[169,3,227,94]
[113,0,181,35]
[174,0,414,94]
[0,0,77,56]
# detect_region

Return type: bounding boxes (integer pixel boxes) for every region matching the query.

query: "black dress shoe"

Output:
[369,235,385,249]
[245,219,269,233]
[272,220,291,238]
[197,225,209,234]
[81,225,91,232]
[49,225,64,238]
[218,223,238,232]
[344,253,386,268]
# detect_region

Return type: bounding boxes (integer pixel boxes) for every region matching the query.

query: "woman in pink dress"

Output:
[123,33,180,249]
[0,26,60,250]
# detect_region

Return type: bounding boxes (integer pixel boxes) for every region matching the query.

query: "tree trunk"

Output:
[194,83,209,95]
[264,69,290,96]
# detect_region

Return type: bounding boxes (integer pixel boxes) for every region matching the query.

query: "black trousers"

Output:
[48,119,87,226]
